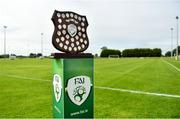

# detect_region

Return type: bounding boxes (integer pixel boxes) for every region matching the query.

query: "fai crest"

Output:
[51,10,89,54]
[53,74,62,102]
[66,76,92,106]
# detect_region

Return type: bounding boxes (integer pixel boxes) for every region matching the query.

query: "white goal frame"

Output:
[9,55,16,60]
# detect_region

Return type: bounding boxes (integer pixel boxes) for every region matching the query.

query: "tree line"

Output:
[0,53,44,58]
[100,48,162,57]
[165,46,180,57]
[100,49,121,57]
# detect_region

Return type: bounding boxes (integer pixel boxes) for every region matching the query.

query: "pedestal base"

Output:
[52,53,94,118]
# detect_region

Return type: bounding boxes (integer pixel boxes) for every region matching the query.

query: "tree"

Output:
[152,48,161,57]
[122,48,162,57]
[29,53,36,58]
[37,53,42,57]
[172,46,180,56]
[0,54,9,58]
[100,49,121,57]
[94,54,98,57]
[101,46,108,50]
[165,51,171,57]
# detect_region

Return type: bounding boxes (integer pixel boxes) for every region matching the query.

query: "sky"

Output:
[0,0,179,56]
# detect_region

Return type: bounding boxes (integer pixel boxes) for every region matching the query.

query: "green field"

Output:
[0,58,180,118]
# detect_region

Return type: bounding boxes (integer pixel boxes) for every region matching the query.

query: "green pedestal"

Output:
[52,53,94,118]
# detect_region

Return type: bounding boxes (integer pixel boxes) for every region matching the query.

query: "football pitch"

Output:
[0,58,180,118]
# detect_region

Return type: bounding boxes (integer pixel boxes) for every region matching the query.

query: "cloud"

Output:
[0,0,179,55]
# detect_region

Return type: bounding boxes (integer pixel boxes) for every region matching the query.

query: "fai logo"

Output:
[53,74,62,102]
[51,10,89,54]
[66,76,92,106]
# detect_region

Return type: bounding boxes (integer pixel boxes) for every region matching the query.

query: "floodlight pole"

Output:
[3,26,7,57]
[176,16,179,60]
[41,33,43,56]
[171,28,173,58]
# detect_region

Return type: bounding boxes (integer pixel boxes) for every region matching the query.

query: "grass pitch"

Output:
[0,58,180,118]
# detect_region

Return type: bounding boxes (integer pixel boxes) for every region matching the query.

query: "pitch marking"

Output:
[162,59,180,72]
[95,86,180,98]
[1,73,180,98]
[0,73,50,82]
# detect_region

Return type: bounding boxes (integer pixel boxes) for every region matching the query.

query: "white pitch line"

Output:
[162,59,180,72]
[0,73,50,82]
[95,86,180,98]
[1,73,180,98]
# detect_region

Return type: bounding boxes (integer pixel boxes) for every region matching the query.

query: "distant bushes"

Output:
[100,48,162,57]
[165,46,180,57]
[122,48,161,57]
[165,51,171,57]
[29,53,42,58]
[100,49,121,57]
[0,54,9,58]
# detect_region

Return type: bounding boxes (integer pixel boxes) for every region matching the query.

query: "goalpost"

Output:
[108,55,119,58]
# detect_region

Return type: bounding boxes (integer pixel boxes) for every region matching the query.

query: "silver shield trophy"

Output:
[52,10,89,54]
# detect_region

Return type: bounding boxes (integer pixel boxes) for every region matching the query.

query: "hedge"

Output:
[122,48,161,57]
[100,49,121,57]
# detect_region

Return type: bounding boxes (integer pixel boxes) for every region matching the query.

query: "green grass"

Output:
[0,58,180,118]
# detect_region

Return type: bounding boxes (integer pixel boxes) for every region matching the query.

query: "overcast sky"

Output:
[0,0,179,55]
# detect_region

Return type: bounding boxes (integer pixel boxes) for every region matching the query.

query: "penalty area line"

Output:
[95,86,180,98]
